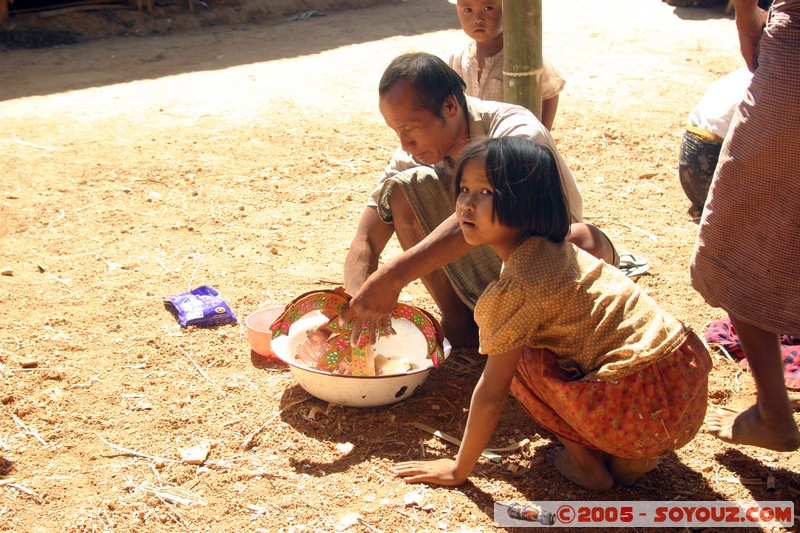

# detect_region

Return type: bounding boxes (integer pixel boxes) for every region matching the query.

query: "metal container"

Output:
[271,312,451,408]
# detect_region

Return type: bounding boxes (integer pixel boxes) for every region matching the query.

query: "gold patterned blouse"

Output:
[475,237,689,381]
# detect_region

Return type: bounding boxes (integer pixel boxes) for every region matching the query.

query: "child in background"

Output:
[392,137,712,490]
[448,0,565,130]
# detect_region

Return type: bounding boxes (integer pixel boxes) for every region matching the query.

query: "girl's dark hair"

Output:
[454,137,571,242]
[379,52,468,122]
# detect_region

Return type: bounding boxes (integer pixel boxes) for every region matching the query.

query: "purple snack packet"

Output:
[164,285,237,328]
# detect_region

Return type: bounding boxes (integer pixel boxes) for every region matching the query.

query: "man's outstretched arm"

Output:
[344,206,395,295]
[342,213,474,343]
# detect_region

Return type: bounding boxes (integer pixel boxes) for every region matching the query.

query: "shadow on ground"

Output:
[1,0,455,100]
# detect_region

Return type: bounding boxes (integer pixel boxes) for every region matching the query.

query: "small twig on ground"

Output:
[239,415,274,449]
[240,396,312,449]
[728,369,742,395]
[45,272,72,287]
[261,292,280,306]
[0,367,56,372]
[583,215,659,241]
[617,220,658,241]
[98,436,181,464]
[8,412,48,447]
[178,347,223,394]
[435,396,457,410]
[122,363,147,370]
[358,517,384,533]
[133,480,205,509]
[637,179,664,194]
[46,210,65,227]
[155,258,170,273]
[1,479,44,503]
[13,134,64,152]
[205,449,285,466]
[333,129,392,151]
[708,342,737,363]
[3,481,44,504]
[411,421,500,463]
[187,255,203,291]
[788,392,800,410]
[485,438,531,453]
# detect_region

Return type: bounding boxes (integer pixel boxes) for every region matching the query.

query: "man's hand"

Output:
[391,458,465,486]
[340,269,402,346]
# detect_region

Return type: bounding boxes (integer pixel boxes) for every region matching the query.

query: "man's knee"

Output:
[388,186,415,225]
[386,186,429,250]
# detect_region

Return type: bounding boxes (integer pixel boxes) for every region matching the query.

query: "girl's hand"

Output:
[391,459,465,486]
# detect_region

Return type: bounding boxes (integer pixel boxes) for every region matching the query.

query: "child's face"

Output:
[456,0,503,45]
[457,158,521,256]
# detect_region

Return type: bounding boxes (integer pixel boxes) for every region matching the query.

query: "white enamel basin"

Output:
[271,312,451,408]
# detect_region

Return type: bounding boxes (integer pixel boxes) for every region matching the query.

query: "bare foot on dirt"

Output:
[552,443,613,491]
[607,456,660,486]
[705,405,800,452]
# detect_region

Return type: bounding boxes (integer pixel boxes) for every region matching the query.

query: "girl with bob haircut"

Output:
[393,137,712,490]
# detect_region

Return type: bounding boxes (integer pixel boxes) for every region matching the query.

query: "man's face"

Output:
[379,79,462,165]
[456,0,503,45]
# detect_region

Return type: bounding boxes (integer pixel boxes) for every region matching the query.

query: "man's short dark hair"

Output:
[378,52,468,121]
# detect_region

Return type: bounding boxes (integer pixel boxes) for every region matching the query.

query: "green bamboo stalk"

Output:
[502,0,543,119]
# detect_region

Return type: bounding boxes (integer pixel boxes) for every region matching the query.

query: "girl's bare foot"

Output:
[706,405,800,452]
[552,441,613,491]
[608,456,660,486]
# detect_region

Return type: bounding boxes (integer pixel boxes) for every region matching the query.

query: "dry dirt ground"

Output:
[1,0,799,531]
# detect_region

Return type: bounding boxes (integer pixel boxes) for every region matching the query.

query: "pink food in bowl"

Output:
[245,306,285,359]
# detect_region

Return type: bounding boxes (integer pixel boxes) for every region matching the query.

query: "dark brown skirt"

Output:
[691,0,800,336]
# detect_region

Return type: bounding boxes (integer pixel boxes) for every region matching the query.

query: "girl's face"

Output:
[456,158,523,260]
[456,0,503,45]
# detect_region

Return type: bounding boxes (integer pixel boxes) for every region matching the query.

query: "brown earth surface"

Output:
[1,0,799,532]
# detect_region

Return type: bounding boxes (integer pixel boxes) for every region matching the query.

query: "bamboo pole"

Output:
[502,0,543,120]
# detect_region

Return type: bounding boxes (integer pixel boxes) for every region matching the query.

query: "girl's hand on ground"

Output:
[391,459,464,486]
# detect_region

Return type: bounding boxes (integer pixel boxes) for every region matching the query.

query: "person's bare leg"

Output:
[390,188,478,348]
[607,456,660,486]
[541,94,559,131]
[705,317,800,451]
[568,223,616,265]
[552,437,613,491]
